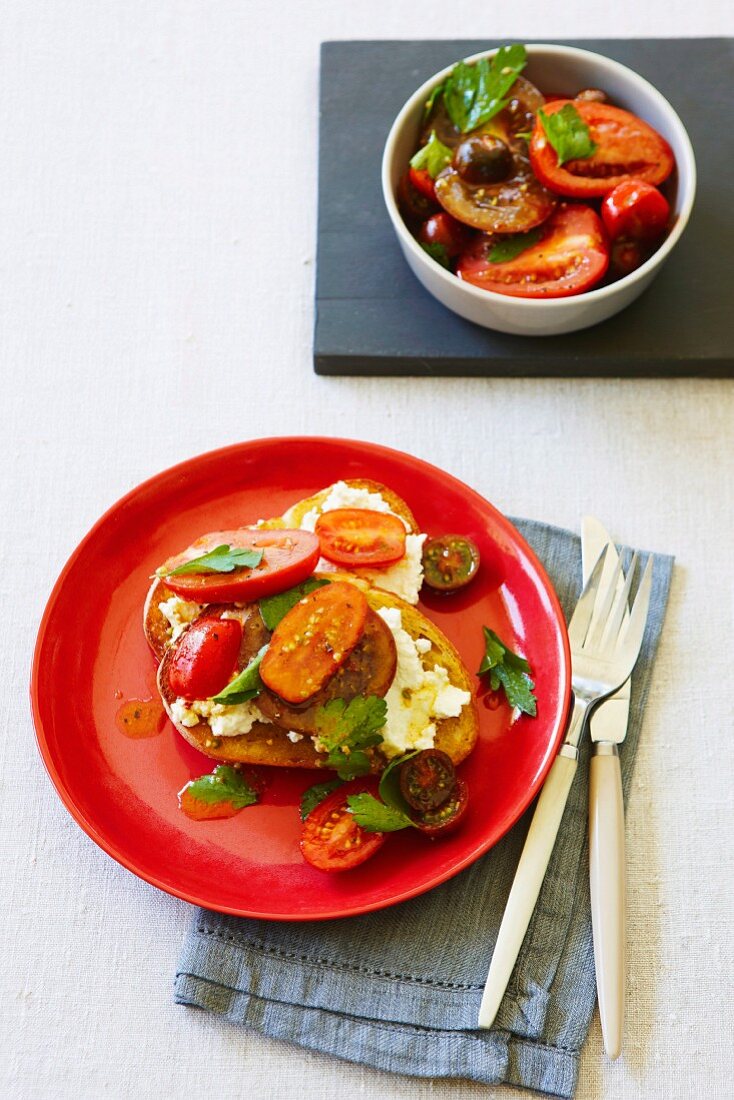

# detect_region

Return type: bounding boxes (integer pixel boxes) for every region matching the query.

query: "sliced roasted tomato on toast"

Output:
[301,782,387,871]
[456,203,609,299]
[260,581,370,705]
[529,100,674,198]
[315,509,407,567]
[160,529,320,603]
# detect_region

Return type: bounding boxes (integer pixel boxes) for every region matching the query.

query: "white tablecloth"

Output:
[3,3,733,1097]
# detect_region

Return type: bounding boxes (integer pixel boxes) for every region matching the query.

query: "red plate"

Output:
[31,438,571,920]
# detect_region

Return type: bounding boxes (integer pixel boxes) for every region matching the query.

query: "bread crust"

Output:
[282,479,419,535]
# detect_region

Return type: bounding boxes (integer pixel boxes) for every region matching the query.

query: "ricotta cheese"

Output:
[170,697,271,738]
[158,596,204,640]
[293,481,426,604]
[376,607,471,758]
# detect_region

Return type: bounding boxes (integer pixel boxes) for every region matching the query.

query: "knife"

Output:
[476,544,611,1030]
[582,516,631,1060]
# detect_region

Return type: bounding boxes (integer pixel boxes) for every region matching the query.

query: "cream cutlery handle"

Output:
[478,748,578,1029]
[589,743,625,1060]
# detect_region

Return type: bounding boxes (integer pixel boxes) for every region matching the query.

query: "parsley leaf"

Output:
[443,45,527,133]
[347,793,414,833]
[166,544,263,577]
[259,577,329,631]
[378,750,420,815]
[299,778,342,821]
[488,227,543,264]
[211,645,267,705]
[478,627,537,716]
[420,242,450,269]
[423,80,446,122]
[180,765,258,809]
[312,696,387,780]
[410,130,453,179]
[538,104,597,166]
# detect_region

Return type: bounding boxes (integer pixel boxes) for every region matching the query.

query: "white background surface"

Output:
[3,2,733,1098]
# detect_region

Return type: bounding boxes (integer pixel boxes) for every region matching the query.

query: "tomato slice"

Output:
[435,149,556,234]
[168,612,243,700]
[259,581,369,704]
[315,509,406,567]
[601,178,670,240]
[301,783,387,871]
[409,166,437,202]
[529,100,675,198]
[422,535,480,592]
[399,750,456,812]
[456,203,609,299]
[413,778,469,836]
[161,529,320,603]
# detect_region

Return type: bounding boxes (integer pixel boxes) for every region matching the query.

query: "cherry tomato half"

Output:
[398,171,440,225]
[162,529,320,603]
[413,778,469,837]
[418,212,472,258]
[260,581,369,704]
[168,612,242,700]
[301,783,387,872]
[409,166,437,202]
[422,535,480,592]
[609,237,651,279]
[601,178,670,241]
[457,204,609,299]
[529,100,674,198]
[399,749,456,812]
[315,509,407,568]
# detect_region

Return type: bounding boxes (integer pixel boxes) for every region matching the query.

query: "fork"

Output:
[477,544,654,1029]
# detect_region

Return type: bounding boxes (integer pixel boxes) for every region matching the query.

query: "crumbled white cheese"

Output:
[158,596,204,640]
[170,697,271,738]
[289,482,426,604]
[376,606,471,758]
[287,731,304,743]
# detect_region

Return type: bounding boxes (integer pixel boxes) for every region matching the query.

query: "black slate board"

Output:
[315,38,734,377]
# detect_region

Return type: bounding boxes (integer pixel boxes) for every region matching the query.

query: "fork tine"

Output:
[599,552,638,653]
[585,554,625,650]
[568,544,612,648]
[615,555,654,672]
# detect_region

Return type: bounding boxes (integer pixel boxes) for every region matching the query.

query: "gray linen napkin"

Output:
[175,519,673,1098]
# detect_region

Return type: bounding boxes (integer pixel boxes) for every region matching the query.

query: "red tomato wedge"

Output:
[315,509,407,567]
[529,100,675,198]
[409,166,437,202]
[259,581,369,704]
[301,783,387,872]
[161,529,320,603]
[601,178,670,240]
[168,613,243,701]
[456,204,609,299]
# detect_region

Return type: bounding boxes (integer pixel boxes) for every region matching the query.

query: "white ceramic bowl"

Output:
[382,44,696,336]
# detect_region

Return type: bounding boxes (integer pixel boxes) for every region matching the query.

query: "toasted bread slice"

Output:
[282,479,419,535]
[157,573,478,770]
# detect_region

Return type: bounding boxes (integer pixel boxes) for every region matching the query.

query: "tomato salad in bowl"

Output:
[383,43,696,335]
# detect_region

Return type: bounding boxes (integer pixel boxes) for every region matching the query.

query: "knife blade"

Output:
[581,516,630,1061]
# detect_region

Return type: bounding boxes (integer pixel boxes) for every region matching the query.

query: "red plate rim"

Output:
[30,436,572,919]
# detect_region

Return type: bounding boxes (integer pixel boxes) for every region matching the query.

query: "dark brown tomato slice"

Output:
[256,608,397,734]
[413,778,469,836]
[162,529,320,604]
[422,535,481,592]
[435,147,556,233]
[315,509,406,568]
[529,100,675,198]
[259,581,369,705]
[301,782,387,872]
[167,610,243,701]
[456,203,609,299]
[399,749,456,812]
